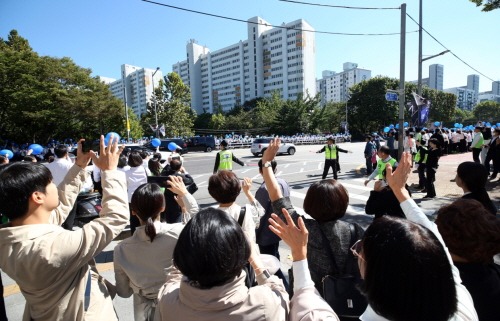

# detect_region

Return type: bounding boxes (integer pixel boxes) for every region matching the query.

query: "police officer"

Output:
[413,140,428,191]
[213,140,245,174]
[317,136,350,180]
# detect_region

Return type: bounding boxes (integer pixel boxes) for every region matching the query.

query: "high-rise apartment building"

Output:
[316,62,371,105]
[478,80,500,104]
[467,74,480,93]
[103,64,163,118]
[172,16,316,114]
[428,64,443,90]
[492,81,500,95]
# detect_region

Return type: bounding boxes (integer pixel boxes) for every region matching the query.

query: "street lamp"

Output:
[152,67,160,137]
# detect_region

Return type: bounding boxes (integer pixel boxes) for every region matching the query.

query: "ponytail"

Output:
[145,217,157,242]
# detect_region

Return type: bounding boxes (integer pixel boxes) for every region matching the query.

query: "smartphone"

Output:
[81,140,100,153]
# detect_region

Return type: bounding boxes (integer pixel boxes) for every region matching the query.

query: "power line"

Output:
[279,0,400,10]
[141,0,416,36]
[406,13,495,82]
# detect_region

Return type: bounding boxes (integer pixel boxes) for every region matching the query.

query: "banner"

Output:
[159,124,166,137]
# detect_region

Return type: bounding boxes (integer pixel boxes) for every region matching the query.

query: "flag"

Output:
[159,124,166,137]
[410,92,431,126]
[149,124,157,133]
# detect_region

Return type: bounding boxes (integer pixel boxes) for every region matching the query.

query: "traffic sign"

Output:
[385,92,399,101]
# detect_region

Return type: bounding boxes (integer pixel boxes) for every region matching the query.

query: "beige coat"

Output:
[0,166,129,321]
[155,266,289,321]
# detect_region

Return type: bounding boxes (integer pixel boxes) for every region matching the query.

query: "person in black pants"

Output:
[317,137,350,180]
[364,136,375,176]
[424,138,441,199]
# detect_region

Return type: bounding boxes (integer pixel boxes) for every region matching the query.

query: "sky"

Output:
[1,0,499,93]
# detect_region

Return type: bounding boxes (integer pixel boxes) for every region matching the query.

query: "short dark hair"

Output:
[457,161,488,193]
[428,138,440,147]
[0,162,53,220]
[170,159,182,172]
[148,158,162,176]
[118,155,128,168]
[303,179,348,222]
[131,183,165,242]
[208,170,241,204]
[0,155,8,164]
[361,216,457,321]
[258,159,277,174]
[378,145,391,155]
[138,149,149,159]
[127,152,143,167]
[436,199,500,263]
[173,207,250,288]
[23,155,37,162]
[54,144,68,158]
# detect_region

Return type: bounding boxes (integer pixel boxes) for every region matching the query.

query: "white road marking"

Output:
[197,181,207,187]
[317,162,323,170]
[284,164,290,168]
[289,191,368,216]
[299,168,304,173]
[241,168,252,173]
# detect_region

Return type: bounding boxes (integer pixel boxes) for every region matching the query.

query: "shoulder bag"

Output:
[319,224,367,318]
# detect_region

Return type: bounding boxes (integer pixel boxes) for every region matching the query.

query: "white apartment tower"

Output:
[172,16,316,114]
[316,62,371,105]
[105,64,163,118]
[428,64,443,91]
[467,74,480,93]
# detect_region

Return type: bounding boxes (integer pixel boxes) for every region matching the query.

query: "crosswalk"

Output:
[190,159,374,220]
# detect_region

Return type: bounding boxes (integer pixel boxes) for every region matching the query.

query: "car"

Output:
[250,138,296,156]
[144,138,188,155]
[186,136,216,152]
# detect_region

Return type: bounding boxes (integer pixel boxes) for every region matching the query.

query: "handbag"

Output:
[319,224,367,318]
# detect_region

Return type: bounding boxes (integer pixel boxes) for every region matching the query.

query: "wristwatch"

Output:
[263,161,272,168]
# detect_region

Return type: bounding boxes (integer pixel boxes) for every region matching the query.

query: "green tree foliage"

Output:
[0,30,126,143]
[312,102,345,134]
[470,0,500,11]
[272,93,321,135]
[473,100,500,121]
[141,72,194,137]
[126,107,144,139]
[348,77,400,135]
[209,113,226,130]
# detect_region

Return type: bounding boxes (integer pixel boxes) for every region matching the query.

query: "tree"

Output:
[469,0,500,11]
[472,101,500,122]
[141,72,194,137]
[0,30,126,143]
[348,77,400,136]
[312,102,345,134]
[126,107,144,140]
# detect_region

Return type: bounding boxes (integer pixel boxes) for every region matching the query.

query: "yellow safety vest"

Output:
[376,157,397,179]
[414,147,428,164]
[473,133,484,149]
[325,145,337,160]
[218,150,233,170]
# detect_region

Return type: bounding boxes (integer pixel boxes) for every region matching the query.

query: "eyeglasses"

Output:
[350,239,365,261]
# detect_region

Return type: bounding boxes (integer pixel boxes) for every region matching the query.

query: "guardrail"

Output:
[216,137,351,149]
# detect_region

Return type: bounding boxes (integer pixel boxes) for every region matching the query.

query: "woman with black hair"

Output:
[261,139,364,320]
[455,161,497,215]
[155,207,289,321]
[114,177,198,321]
[147,158,162,176]
[423,138,441,198]
[352,152,478,321]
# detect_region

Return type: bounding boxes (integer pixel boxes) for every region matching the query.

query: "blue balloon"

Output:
[151,138,161,147]
[395,124,400,129]
[0,149,13,159]
[105,132,121,146]
[434,121,440,126]
[454,123,459,128]
[486,122,491,127]
[403,122,408,127]
[496,123,500,127]
[383,127,390,133]
[168,142,180,151]
[28,144,44,155]
[389,124,394,129]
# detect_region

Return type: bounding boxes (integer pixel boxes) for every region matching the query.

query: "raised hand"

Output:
[75,139,92,169]
[269,208,308,261]
[90,135,124,171]
[262,137,281,163]
[167,175,188,196]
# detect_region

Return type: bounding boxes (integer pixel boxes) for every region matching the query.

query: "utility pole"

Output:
[417,0,423,128]
[152,67,160,138]
[398,3,406,159]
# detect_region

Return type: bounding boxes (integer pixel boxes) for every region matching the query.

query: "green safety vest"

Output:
[473,133,484,148]
[218,150,233,170]
[376,157,397,179]
[414,147,428,164]
[324,145,337,159]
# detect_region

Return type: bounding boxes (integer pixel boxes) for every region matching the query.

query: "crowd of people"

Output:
[0,134,498,321]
